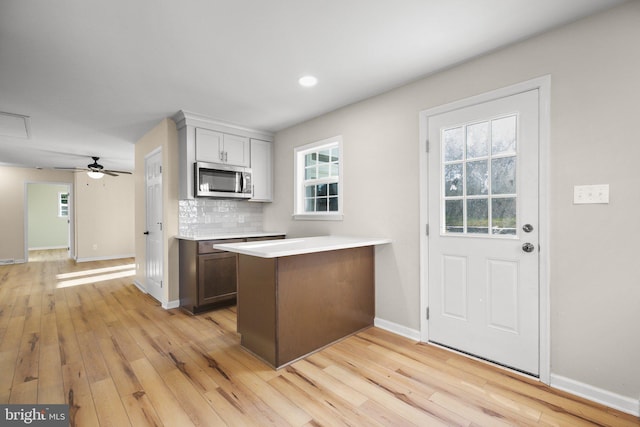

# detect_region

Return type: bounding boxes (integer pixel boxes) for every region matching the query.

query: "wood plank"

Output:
[130,358,196,427]
[322,363,451,426]
[96,336,143,397]
[62,362,100,427]
[90,378,132,427]
[0,350,18,403]
[162,368,227,426]
[38,343,65,404]
[121,391,163,427]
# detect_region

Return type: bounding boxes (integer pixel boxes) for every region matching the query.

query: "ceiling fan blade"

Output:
[104,169,132,175]
[54,167,90,172]
[101,170,118,177]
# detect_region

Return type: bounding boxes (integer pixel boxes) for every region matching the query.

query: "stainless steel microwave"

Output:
[194,162,252,199]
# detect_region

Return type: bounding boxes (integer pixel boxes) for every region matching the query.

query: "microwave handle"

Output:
[242,172,252,195]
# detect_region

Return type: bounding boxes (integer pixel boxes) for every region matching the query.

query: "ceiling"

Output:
[0,0,627,172]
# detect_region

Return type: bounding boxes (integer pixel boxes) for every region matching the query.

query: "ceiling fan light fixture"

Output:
[87,171,104,179]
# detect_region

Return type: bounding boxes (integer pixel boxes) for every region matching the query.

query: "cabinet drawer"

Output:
[198,238,244,254]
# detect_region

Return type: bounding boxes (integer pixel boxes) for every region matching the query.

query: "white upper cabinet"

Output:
[175,111,273,200]
[195,128,223,162]
[222,133,250,167]
[250,138,273,202]
[195,128,250,167]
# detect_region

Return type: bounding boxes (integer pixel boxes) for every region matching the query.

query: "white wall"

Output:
[74,172,135,261]
[265,1,640,407]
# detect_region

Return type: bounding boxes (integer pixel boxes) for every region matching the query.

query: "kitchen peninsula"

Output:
[214,236,391,369]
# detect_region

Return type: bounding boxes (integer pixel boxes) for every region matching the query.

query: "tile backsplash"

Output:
[179,199,263,237]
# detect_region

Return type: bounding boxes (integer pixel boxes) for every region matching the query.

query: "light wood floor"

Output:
[1,250,638,426]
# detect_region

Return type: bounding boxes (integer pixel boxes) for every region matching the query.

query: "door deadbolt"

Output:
[522,224,534,233]
[522,242,535,253]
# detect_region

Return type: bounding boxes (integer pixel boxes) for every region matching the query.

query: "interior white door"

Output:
[145,150,163,302]
[427,89,540,376]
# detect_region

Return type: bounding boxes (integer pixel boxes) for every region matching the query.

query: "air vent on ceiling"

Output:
[0,111,31,139]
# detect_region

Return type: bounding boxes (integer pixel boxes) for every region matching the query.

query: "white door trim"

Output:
[419,75,551,384]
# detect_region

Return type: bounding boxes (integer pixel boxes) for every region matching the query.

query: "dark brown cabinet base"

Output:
[237,245,375,369]
[179,238,243,314]
[179,235,285,315]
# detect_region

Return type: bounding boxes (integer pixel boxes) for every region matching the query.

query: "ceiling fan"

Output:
[56,156,132,179]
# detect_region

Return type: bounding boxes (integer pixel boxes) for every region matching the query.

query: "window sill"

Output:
[292,213,344,221]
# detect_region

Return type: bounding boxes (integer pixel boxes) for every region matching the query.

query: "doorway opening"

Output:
[25,181,73,262]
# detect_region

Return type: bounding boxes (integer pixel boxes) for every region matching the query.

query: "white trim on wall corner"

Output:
[374,317,421,341]
[550,374,640,417]
[163,300,180,310]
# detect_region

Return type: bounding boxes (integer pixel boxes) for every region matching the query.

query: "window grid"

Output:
[442,114,518,236]
[302,145,340,213]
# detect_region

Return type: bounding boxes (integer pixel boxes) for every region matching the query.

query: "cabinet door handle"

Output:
[225,151,228,162]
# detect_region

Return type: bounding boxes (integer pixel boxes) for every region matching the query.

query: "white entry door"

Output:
[427,89,540,376]
[145,149,163,302]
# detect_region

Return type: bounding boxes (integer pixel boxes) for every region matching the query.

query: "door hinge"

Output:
[426,307,430,320]
[425,139,429,153]
[159,165,162,173]
[160,280,163,287]
[425,224,429,236]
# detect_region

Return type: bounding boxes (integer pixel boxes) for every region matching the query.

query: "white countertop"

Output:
[213,235,391,258]
[176,231,286,241]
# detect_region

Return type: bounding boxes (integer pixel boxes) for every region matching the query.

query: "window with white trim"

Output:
[293,136,343,220]
[58,192,69,217]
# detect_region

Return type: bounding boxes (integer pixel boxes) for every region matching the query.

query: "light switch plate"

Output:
[574,184,609,204]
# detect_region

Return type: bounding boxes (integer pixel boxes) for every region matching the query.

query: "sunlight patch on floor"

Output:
[56,263,135,279]
[56,264,136,288]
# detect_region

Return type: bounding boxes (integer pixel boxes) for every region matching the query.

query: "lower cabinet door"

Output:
[198,252,238,305]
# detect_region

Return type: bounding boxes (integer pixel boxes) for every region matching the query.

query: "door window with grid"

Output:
[442,115,518,236]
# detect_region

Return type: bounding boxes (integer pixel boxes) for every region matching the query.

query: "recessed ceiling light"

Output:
[298,75,318,87]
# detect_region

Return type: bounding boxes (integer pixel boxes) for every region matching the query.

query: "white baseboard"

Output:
[163,299,180,310]
[0,259,25,265]
[550,373,640,417]
[374,317,421,341]
[132,280,178,310]
[75,253,135,263]
[28,246,68,250]
[133,280,147,294]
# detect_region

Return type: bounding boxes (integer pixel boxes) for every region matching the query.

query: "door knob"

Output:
[522,224,534,233]
[522,242,535,253]
[143,231,149,235]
